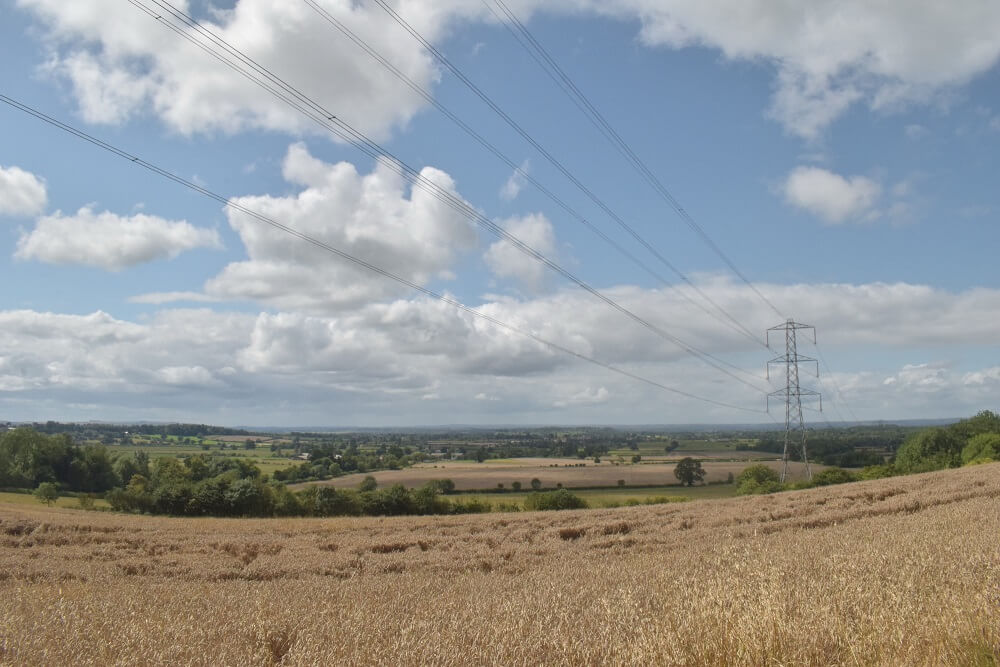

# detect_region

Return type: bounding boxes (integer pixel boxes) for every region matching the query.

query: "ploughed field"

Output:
[1,464,998,665]
[302,457,818,491]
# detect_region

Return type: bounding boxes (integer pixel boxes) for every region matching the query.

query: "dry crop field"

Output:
[1,463,998,666]
[307,457,815,491]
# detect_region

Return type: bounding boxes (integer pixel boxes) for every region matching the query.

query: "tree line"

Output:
[736,410,999,495]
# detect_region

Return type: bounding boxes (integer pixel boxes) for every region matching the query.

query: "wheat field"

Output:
[1,463,998,666]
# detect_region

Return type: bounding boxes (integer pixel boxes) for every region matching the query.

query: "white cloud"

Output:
[0,165,47,217]
[783,166,881,224]
[500,160,530,201]
[484,213,557,291]
[601,0,1000,138]
[18,0,450,141]
[20,1,1000,142]
[189,143,477,312]
[128,291,220,305]
[4,278,1000,423]
[15,206,222,270]
[904,124,929,140]
[553,386,609,408]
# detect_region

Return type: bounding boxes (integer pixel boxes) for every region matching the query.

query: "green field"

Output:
[99,440,297,476]
[0,491,110,510]
[449,483,737,508]
[607,436,761,458]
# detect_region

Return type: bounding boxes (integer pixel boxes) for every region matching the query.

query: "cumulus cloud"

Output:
[783,166,881,224]
[15,206,222,270]
[159,143,478,312]
[604,0,1000,138]
[0,165,47,217]
[18,0,453,141]
[484,213,557,291]
[19,1,1000,142]
[500,160,530,201]
[4,278,1000,423]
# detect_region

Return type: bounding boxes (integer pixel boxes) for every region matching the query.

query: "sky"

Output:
[1,0,999,427]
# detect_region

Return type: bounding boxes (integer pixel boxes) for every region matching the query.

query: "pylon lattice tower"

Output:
[766,319,822,482]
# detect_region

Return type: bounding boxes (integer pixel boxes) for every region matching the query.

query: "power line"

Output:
[366,0,769,345]
[125,0,771,394]
[814,341,862,425]
[484,0,785,320]
[483,5,863,422]
[0,93,767,415]
[299,0,762,348]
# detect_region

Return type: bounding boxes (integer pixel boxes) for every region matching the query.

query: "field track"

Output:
[1,463,998,665]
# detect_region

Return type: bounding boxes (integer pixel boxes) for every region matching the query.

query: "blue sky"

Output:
[1,0,999,426]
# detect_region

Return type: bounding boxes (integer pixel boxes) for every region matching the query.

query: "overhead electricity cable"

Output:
[813,342,861,425]
[366,0,769,346]
[0,94,767,415]
[298,0,761,347]
[125,0,771,393]
[484,0,785,320]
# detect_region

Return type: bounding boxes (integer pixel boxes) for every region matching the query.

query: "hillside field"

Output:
[1,463,998,665]
[302,457,818,492]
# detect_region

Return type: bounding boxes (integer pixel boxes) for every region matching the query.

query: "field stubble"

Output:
[1,464,998,665]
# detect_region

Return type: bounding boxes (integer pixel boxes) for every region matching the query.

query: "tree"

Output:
[359,475,378,492]
[735,464,783,495]
[895,428,964,473]
[631,454,641,464]
[530,478,542,491]
[523,489,587,511]
[511,481,522,491]
[673,457,706,487]
[962,433,1000,464]
[34,482,59,506]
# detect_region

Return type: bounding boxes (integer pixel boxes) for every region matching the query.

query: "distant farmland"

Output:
[301,457,818,491]
[2,464,997,664]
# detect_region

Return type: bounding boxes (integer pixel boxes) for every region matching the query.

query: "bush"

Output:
[736,464,783,495]
[894,428,964,473]
[810,467,858,487]
[858,464,896,480]
[961,433,1000,464]
[33,482,59,506]
[523,489,588,511]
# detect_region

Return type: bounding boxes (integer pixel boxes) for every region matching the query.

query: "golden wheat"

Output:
[1,463,998,666]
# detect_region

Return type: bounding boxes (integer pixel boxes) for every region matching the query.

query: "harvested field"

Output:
[304,458,817,491]
[1,463,998,665]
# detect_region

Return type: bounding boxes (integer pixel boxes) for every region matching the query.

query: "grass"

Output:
[450,483,737,508]
[303,458,816,491]
[1,463,997,665]
[0,490,110,510]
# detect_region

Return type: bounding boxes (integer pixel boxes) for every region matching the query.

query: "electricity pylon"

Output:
[766,320,822,482]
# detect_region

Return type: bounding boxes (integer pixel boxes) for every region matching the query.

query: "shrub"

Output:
[523,489,588,511]
[810,468,858,487]
[961,433,1000,464]
[858,464,896,480]
[894,428,963,473]
[33,482,59,506]
[736,465,784,495]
